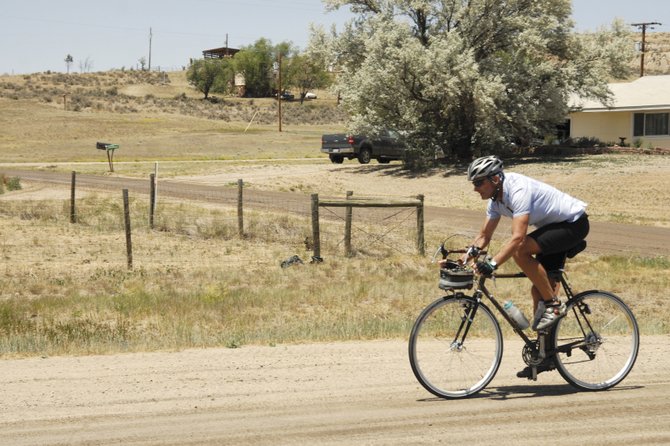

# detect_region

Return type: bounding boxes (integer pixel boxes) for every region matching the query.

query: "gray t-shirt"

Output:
[486,172,587,228]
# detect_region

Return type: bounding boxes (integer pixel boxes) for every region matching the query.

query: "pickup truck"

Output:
[321,130,406,164]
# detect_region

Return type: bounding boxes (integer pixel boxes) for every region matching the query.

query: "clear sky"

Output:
[1,0,667,75]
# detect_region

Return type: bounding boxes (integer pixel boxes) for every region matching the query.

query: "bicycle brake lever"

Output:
[431,243,448,263]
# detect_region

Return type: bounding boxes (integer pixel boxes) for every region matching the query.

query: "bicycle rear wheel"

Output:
[409,296,502,399]
[553,291,639,391]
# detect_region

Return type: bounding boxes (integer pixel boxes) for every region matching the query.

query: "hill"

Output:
[0,69,345,125]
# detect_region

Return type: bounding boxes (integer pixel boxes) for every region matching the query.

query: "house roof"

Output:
[203,46,240,59]
[571,75,670,112]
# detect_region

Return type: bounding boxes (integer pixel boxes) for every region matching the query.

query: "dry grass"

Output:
[0,69,346,163]
[0,192,666,357]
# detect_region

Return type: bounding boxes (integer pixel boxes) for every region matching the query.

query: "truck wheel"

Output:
[330,155,344,164]
[358,147,372,164]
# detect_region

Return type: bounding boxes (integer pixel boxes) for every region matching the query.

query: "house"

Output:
[569,75,670,148]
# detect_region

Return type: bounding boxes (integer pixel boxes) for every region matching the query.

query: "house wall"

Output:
[569,110,670,148]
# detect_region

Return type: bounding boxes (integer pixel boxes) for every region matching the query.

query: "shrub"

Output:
[6,176,22,191]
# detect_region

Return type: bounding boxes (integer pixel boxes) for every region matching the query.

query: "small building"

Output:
[202,46,239,59]
[569,75,670,148]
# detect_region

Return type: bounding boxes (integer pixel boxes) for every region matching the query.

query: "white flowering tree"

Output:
[317,0,633,166]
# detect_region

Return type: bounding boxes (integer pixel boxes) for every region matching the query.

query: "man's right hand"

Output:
[466,245,481,258]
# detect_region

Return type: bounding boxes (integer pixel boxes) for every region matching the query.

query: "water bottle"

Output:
[503,300,530,330]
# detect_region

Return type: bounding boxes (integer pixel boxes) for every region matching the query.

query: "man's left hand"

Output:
[476,259,497,276]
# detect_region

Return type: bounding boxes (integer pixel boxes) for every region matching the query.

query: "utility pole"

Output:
[278,52,283,132]
[148,27,153,71]
[631,22,662,77]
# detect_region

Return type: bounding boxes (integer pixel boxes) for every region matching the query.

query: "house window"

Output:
[633,112,670,136]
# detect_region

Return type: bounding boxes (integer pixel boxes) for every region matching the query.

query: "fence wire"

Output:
[0,177,424,281]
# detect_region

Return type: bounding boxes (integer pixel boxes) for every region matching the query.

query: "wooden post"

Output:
[70,171,76,223]
[237,179,244,237]
[416,194,425,256]
[107,149,114,172]
[278,53,283,132]
[344,191,353,256]
[311,193,320,260]
[123,189,133,269]
[153,162,158,216]
[149,173,156,229]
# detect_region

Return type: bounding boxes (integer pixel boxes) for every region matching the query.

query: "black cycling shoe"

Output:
[516,359,556,378]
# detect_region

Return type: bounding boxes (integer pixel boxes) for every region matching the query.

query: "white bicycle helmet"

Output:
[467,155,503,181]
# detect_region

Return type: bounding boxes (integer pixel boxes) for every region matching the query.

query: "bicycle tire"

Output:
[553,291,639,391]
[408,295,503,399]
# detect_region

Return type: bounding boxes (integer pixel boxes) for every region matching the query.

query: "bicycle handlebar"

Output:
[432,243,488,263]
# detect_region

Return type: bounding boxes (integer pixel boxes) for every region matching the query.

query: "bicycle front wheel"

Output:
[409,296,503,399]
[553,291,639,391]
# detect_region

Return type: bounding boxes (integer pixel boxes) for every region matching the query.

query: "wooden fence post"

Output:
[123,189,133,270]
[237,179,244,237]
[149,173,156,229]
[416,194,425,256]
[311,193,321,260]
[344,191,353,256]
[70,171,76,223]
[152,162,158,220]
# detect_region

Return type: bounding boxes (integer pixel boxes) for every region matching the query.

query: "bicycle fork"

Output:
[450,295,480,350]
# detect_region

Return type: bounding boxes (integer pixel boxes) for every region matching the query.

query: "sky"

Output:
[1,0,667,75]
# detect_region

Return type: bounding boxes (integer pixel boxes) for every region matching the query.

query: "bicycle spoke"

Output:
[554,292,638,391]
[409,296,502,399]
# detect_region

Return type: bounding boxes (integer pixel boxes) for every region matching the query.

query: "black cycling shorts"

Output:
[528,213,590,272]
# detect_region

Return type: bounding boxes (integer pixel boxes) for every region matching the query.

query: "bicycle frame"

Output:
[469,268,599,373]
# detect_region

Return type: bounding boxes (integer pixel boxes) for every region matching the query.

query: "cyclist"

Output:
[462,155,589,376]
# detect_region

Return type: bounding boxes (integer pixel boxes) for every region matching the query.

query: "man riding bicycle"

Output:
[462,155,590,376]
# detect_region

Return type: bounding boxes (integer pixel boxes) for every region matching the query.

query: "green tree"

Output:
[186,58,232,99]
[286,54,331,103]
[319,0,633,166]
[233,39,277,97]
[64,54,73,74]
[232,39,299,98]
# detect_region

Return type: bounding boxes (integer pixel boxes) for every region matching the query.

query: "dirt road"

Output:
[1,337,669,445]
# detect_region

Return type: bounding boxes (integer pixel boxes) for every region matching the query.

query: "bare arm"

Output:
[458,217,500,264]
[472,216,500,251]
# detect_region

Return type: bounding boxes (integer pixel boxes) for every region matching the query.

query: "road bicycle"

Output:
[408,239,639,399]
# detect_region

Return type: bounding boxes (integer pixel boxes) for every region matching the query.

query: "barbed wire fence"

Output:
[0,171,426,278]
[310,193,424,260]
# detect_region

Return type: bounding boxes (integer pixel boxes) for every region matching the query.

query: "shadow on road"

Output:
[417,383,644,402]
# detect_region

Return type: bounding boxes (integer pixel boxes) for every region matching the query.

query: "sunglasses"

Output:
[472,178,487,187]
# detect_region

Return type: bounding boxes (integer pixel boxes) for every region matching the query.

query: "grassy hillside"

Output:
[0,70,346,163]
